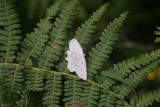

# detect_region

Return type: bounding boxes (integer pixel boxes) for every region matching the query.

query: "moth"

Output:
[65,38,87,80]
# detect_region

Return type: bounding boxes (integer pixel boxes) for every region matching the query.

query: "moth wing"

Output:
[66,38,87,80]
[74,55,87,80]
[66,50,75,72]
[67,62,76,72]
[75,66,87,80]
[69,38,83,54]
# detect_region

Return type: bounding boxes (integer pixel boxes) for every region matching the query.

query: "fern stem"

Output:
[4,0,11,63]
[86,84,94,107]
[17,1,60,66]
[0,62,132,107]
[88,12,128,79]
[72,78,76,105]
[38,0,79,68]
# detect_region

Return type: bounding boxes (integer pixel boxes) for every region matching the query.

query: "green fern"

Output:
[101,49,160,87]
[134,89,160,107]
[114,60,159,99]
[99,92,116,107]
[87,12,127,79]
[0,0,21,63]
[38,0,79,69]
[75,3,108,46]
[42,0,79,106]
[17,1,61,66]
[0,0,160,107]
[56,3,108,72]
[155,26,160,43]
[105,49,160,78]
[43,73,62,107]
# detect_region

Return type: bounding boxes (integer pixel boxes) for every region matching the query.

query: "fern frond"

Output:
[63,78,82,106]
[0,65,23,106]
[0,69,7,105]
[115,100,130,107]
[0,0,159,106]
[108,49,160,77]
[43,74,62,107]
[26,68,44,91]
[39,1,79,105]
[5,69,23,96]
[98,92,116,107]
[38,0,79,69]
[0,63,142,107]
[101,49,160,90]
[134,89,160,107]
[59,5,110,103]
[56,60,67,72]
[17,1,61,66]
[88,12,127,79]
[56,3,108,72]
[100,76,116,89]
[154,26,160,43]
[80,82,101,107]
[15,90,29,107]
[0,85,6,106]
[114,60,159,99]
[0,0,21,63]
[75,3,108,46]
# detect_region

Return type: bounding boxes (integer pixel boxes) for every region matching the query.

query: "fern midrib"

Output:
[0,68,3,81]
[72,77,76,106]
[24,1,60,66]
[4,0,12,63]
[24,32,41,66]
[42,4,76,68]
[0,86,4,105]
[42,49,51,68]
[135,95,159,107]
[88,24,118,77]
[115,50,160,77]
[0,62,132,107]
[105,93,111,107]
[41,46,57,68]
[10,71,16,92]
[118,72,146,98]
[86,83,94,107]
[9,67,18,101]
[24,14,51,66]
[33,70,38,90]
[62,4,105,73]
[76,5,106,45]
[49,74,56,105]
[52,0,76,40]
[24,43,36,66]
[0,67,5,104]
[76,18,95,44]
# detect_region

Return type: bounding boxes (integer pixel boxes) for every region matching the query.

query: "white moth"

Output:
[65,38,87,80]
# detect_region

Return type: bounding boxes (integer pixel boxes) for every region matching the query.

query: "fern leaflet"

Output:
[56,3,108,72]
[38,0,79,69]
[17,1,60,66]
[87,12,127,79]
[0,0,21,63]
[134,89,160,107]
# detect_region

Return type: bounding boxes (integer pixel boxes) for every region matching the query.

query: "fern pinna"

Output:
[0,0,160,107]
